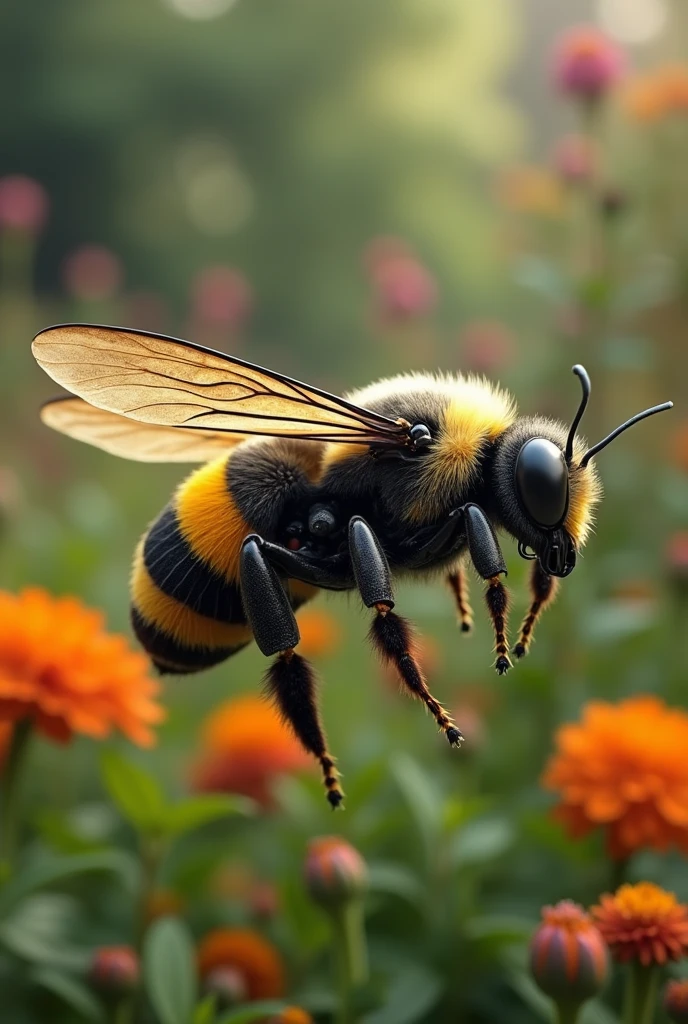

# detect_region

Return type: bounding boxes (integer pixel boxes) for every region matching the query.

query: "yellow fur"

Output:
[175,455,252,583]
[409,376,517,521]
[565,437,602,548]
[130,541,252,648]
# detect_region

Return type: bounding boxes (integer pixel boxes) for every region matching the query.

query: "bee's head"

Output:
[491,366,672,578]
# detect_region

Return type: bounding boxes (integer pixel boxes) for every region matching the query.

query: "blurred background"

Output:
[1,1,688,1021]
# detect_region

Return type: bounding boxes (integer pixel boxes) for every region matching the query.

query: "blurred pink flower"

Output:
[459,320,515,374]
[0,175,49,234]
[191,266,252,330]
[62,245,123,301]
[666,532,688,580]
[551,135,596,184]
[552,27,626,101]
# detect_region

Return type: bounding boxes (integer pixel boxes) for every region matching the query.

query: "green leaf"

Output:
[193,995,217,1024]
[449,817,515,868]
[31,967,105,1021]
[0,850,138,916]
[218,1003,288,1024]
[361,964,442,1024]
[144,916,197,1024]
[163,794,255,835]
[390,755,442,866]
[367,862,425,908]
[100,749,166,832]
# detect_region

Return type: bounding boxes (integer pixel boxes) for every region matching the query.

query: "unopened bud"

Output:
[665,980,688,1023]
[530,901,609,1011]
[202,966,247,1010]
[88,946,139,997]
[304,836,368,910]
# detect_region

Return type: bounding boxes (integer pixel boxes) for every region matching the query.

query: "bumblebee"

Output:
[33,325,672,807]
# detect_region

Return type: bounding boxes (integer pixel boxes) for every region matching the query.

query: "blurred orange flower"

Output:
[191,694,310,808]
[268,1010,313,1024]
[625,65,688,122]
[0,588,164,746]
[592,883,688,966]
[665,979,688,1022]
[495,166,564,217]
[542,696,688,859]
[197,927,285,999]
[295,607,342,658]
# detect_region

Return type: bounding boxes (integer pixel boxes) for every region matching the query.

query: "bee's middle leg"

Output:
[348,517,463,748]
[240,536,344,808]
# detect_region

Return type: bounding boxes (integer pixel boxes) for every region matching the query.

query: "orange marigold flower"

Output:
[542,695,688,859]
[665,979,688,1022]
[191,694,310,808]
[592,883,688,967]
[197,927,285,999]
[0,588,163,746]
[295,607,342,658]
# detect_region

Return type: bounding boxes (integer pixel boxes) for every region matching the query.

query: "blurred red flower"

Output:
[191,694,310,808]
[551,135,596,185]
[62,245,123,301]
[88,946,140,996]
[0,175,49,234]
[304,835,368,910]
[551,27,626,101]
[666,532,688,581]
[197,927,285,999]
[458,320,516,373]
[364,237,437,323]
[191,266,252,330]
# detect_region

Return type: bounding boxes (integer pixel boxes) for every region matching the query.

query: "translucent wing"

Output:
[32,324,410,446]
[41,396,238,462]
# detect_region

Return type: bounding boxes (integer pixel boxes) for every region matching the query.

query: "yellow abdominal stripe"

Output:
[130,540,252,649]
[174,455,252,583]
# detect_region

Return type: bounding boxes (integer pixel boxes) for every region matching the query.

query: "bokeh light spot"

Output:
[162,0,238,20]
[597,0,667,44]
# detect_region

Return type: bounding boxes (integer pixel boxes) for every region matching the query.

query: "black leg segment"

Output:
[463,504,507,580]
[265,652,343,809]
[348,516,395,608]
[240,536,300,656]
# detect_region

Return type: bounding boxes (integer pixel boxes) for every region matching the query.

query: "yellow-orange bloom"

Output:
[495,166,565,217]
[295,607,342,658]
[542,696,688,859]
[592,883,688,967]
[191,694,310,808]
[0,588,163,746]
[197,927,285,999]
[625,65,688,122]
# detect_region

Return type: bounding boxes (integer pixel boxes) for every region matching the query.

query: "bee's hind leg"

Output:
[240,536,344,809]
[447,564,473,634]
[348,517,463,748]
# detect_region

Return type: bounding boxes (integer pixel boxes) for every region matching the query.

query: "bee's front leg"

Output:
[461,504,512,675]
[347,517,463,749]
[513,561,558,659]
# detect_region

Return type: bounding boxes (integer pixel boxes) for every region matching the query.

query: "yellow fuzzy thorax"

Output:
[411,376,517,521]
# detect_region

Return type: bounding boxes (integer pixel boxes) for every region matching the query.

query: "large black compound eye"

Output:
[514,438,569,528]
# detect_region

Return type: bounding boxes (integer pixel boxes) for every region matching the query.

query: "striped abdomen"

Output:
[130,440,321,674]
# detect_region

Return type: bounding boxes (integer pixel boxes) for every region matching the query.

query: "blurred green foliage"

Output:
[0,1,687,1022]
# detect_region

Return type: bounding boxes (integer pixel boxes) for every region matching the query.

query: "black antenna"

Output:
[565,364,591,463]
[580,401,673,467]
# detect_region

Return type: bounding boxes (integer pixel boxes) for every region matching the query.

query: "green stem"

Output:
[134,835,165,952]
[0,718,32,878]
[332,899,369,1024]
[623,963,659,1024]
[555,1004,581,1024]
[111,998,134,1024]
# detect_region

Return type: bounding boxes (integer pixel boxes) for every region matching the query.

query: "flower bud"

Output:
[202,966,248,1010]
[530,901,609,1011]
[665,980,688,1023]
[88,946,140,997]
[304,836,368,910]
